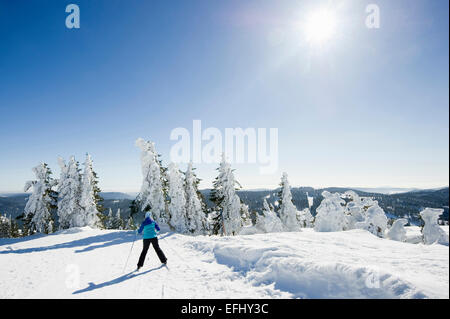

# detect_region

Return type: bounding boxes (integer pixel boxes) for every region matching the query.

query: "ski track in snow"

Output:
[0,227,448,299]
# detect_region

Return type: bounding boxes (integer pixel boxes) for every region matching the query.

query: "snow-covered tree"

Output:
[125,215,137,230]
[23,163,58,234]
[240,203,252,228]
[184,162,207,235]
[105,208,114,229]
[297,208,314,228]
[57,156,83,229]
[210,154,243,236]
[277,173,300,232]
[420,208,449,245]
[255,198,284,233]
[355,202,388,238]
[112,208,125,230]
[166,163,187,233]
[0,214,10,238]
[79,154,103,228]
[387,218,408,242]
[135,138,167,224]
[342,191,365,230]
[314,191,346,232]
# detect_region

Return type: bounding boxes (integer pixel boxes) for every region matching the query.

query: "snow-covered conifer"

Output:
[277,173,300,231]
[166,163,188,233]
[210,154,243,236]
[314,191,346,232]
[297,208,314,228]
[135,138,167,224]
[57,156,83,229]
[125,215,137,230]
[184,162,207,235]
[255,198,284,233]
[420,208,449,245]
[79,154,103,228]
[23,163,58,234]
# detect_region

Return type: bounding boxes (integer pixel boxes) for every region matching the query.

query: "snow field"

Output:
[0,226,448,299]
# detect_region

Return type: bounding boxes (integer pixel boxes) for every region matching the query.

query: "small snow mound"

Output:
[52,226,96,235]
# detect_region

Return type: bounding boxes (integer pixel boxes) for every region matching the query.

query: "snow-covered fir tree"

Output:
[240,203,252,228]
[184,162,207,235]
[210,154,243,236]
[387,218,408,242]
[166,163,188,233]
[57,156,83,229]
[277,173,300,231]
[419,208,449,245]
[255,198,284,233]
[297,208,314,228]
[112,208,124,230]
[125,215,137,230]
[23,163,58,234]
[105,208,114,229]
[0,214,10,238]
[314,191,346,232]
[79,154,103,228]
[135,138,167,224]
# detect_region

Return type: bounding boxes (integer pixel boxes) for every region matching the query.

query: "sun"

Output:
[304,8,337,45]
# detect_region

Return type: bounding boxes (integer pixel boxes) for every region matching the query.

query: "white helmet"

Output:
[145,211,152,219]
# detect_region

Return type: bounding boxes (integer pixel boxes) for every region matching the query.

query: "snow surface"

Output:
[0,227,448,299]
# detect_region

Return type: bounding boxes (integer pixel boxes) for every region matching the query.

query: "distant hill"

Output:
[1,188,448,226]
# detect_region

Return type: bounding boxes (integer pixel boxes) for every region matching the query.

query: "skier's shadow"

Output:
[72,265,165,295]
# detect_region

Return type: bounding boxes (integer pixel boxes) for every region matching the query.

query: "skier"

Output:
[136,211,167,271]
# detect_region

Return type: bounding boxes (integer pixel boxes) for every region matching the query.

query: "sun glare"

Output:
[304,8,337,45]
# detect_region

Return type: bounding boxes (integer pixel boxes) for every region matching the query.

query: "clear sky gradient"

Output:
[0,0,448,192]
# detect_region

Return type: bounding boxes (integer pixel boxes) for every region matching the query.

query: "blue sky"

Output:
[0,0,448,192]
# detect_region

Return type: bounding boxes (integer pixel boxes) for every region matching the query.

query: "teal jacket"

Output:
[138,217,160,239]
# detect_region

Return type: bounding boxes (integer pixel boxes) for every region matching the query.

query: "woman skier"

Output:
[136,211,167,270]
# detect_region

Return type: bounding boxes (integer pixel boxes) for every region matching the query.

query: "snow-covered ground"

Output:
[0,227,448,299]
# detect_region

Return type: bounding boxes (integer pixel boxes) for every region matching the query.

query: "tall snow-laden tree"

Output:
[420,208,449,245]
[79,154,103,228]
[23,163,58,234]
[105,208,114,229]
[314,191,346,232]
[342,191,365,230]
[113,208,124,230]
[255,198,284,233]
[166,163,188,233]
[184,162,207,235]
[277,173,300,231]
[135,138,167,224]
[57,156,83,229]
[210,154,243,236]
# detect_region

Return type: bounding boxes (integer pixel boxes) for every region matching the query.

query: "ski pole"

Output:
[122,230,137,273]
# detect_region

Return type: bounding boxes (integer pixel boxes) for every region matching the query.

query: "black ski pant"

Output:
[137,237,167,267]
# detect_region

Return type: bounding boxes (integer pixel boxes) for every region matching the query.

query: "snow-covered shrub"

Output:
[255,198,284,233]
[314,191,346,232]
[277,173,300,231]
[386,218,408,242]
[355,203,388,238]
[420,208,449,245]
[297,208,314,228]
